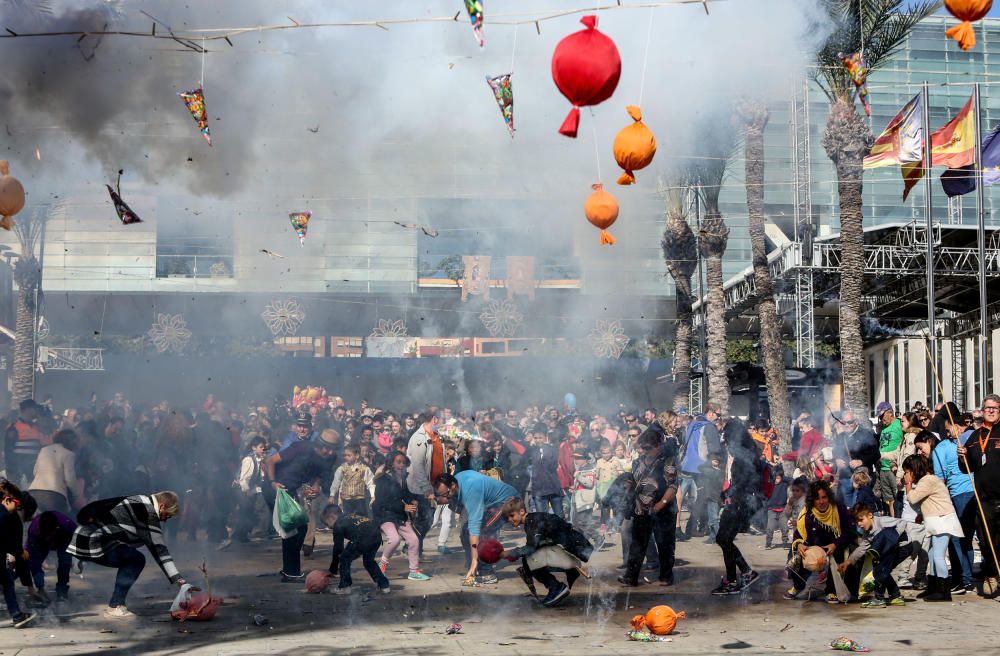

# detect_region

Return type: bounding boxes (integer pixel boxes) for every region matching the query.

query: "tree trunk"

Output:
[12,257,37,404]
[663,205,698,412]
[700,212,730,415]
[739,100,792,460]
[822,100,873,417]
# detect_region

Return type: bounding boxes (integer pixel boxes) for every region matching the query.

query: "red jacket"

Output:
[557,439,576,489]
[782,428,827,461]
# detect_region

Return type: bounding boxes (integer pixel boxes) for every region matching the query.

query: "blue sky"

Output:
[906,1,1000,16]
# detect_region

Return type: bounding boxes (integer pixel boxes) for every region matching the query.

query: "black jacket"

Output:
[833,427,880,477]
[372,472,418,526]
[959,424,1000,500]
[328,513,383,573]
[0,506,32,586]
[507,512,593,563]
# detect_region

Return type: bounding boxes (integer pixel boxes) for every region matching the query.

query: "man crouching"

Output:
[500,497,593,607]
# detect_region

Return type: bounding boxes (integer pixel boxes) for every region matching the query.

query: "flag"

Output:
[931,96,976,169]
[863,94,924,200]
[941,124,1000,197]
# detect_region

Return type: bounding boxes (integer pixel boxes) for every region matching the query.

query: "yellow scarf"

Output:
[795,503,841,543]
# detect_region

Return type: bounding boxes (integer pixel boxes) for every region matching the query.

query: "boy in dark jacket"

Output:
[322,504,390,594]
[0,480,38,628]
[500,497,593,607]
[527,429,563,516]
[26,510,77,603]
[764,471,790,550]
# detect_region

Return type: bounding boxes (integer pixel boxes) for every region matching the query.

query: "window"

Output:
[156,210,234,279]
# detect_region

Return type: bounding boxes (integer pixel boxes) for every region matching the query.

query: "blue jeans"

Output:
[93,545,146,608]
[31,546,72,595]
[0,561,22,618]
[338,543,389,589]
[949,491,976,586]
[928,534,950,578]
[534,494,563,517]
[706,500,720,541]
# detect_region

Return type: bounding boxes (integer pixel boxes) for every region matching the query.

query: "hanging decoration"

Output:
[289,211,311,246]
[178,87,212,146]
[261,298,306,336]
[36,316,50,342]
[105,169,143,225]
[463,0,484,48]
[485,73,515,137]
[367,319,409,358]
[584,183,619,245]
[479,299,524,337]
[839,52,871,118]
[551,15,621,138]
[147,313,193,354]
[0,160,26,231]
[588,319,630,359]
[944,0,992,51]
[613,105,657,185]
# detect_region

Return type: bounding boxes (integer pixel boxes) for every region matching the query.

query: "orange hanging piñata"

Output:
[630,605,686,636]
[613,105,657,185]
[584,183,619,245]
[944,0,992,51]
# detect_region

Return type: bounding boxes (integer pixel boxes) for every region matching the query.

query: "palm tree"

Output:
[814,0,938,415]
[11,208,45,404]
[736,97,792,458]
[694,119,736,415]
[661,171,698,411]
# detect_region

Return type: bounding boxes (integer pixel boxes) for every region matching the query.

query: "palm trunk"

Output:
[700,212,730,415]
[672,285,693,411]
[740,100,792,459]
[663,203,698,411]
[12,258,37,404]
[822,100,872,416]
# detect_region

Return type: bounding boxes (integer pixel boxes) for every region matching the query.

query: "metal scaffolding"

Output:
[790,79,816,367]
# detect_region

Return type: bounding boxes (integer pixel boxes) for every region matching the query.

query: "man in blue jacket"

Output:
[679,403,722,539]
[433,471,516,586]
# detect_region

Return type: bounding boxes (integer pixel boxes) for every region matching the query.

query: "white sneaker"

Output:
[380,586,391,594]
[103,606,135,618]
[334,586,352,596]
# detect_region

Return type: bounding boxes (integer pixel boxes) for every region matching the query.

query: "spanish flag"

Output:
[864,95,976,200]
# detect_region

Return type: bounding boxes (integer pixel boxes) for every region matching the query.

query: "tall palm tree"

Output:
[814,0,938,415]
[11,208,45,404]
[694,120,736,415]
[661,171,698,411]
[736,97,792,458]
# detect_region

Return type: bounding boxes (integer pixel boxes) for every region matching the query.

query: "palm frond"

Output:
[813,0,941,102]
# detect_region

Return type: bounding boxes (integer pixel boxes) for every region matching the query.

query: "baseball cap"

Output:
[875,402,894,417]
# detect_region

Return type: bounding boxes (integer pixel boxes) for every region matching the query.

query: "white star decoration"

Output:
[261,298,306,336]
[367,319,408,358]
[479,299,523,337]
[147,313,193,353]
[588,319,630,359]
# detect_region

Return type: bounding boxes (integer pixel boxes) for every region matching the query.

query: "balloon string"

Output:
[590,108,601,182]
[201,38,206,88]
[510,24,518,73]
[638,7,654,106]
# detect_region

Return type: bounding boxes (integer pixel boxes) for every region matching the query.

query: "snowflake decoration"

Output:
[36,316,50,342]
[147,313,193,353]
[588,319,630,359]
[367,319,408,358]
[479,299,523,337]
[261,298,306,336]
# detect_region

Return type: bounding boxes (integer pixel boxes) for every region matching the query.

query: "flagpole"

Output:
[974,82,989,404]
[922,81,938,405]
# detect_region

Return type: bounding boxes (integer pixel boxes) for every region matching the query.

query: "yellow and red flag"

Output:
[931,96,976,169]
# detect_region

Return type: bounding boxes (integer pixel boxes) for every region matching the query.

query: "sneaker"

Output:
[711,579,742,596]
[334,586,352,596]
[861,597,886,608]
[380,586,391,594]
[617,575,639,587]
[703,537,717,545]
[216,539,232,552]
[542,582,570,607]
[102,606,134,619]
[378,560,389,574]
[911,578,927,591]
[896,576,914,589]
[408,570,431,581]
[950,582,968,595]
[477,574,499,585]
[437,546,450,555]
[782,587,800,600]
[280,571,305,583]
[825,593,842,604]
[886,596,905,606]
[742,570,761,589]
[12,612,36,628]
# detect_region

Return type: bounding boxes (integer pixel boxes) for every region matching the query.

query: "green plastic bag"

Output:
[275,488,309,533]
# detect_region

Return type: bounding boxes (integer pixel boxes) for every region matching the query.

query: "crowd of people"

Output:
[0,388,997,627]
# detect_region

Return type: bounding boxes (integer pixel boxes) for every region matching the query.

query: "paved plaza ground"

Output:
[0,522,996,656]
